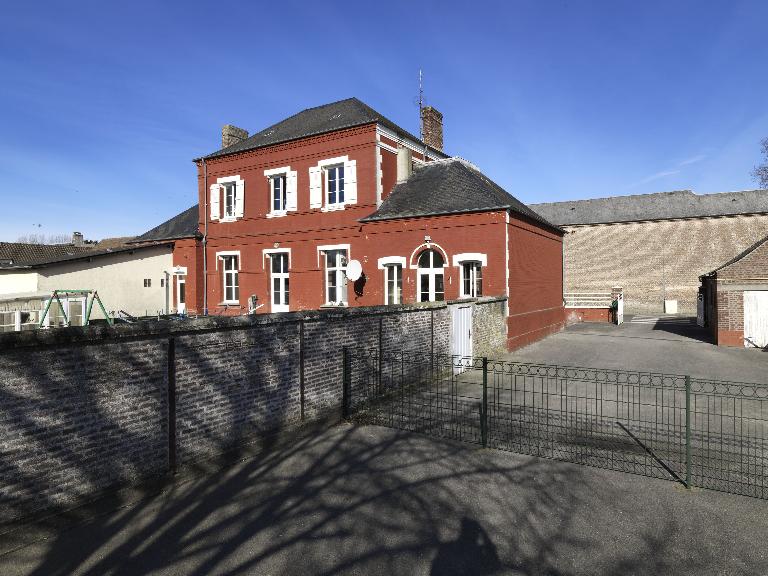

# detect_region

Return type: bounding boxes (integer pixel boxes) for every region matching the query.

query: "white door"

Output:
[744,291,768,348]
[451,304,473,373]
[176,275,186,314]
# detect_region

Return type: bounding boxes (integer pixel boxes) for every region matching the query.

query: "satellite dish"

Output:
[346,259,363,281]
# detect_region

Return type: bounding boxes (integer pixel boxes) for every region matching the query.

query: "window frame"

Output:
[460,261,483,298]
[452,253,487,299]
[270,174,287,214]
[270,252,290,312]
[416,249,446,302]
[323,248,348,305]
[222,181,237,219]
[324,164,345,208]
[218,251,240,304]
[384,263,403,305]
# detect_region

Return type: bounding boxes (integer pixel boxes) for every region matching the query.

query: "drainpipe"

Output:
[561,232,566,304]
[202,158,209,315]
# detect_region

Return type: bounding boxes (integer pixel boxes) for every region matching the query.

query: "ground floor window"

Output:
[221,254,240,303]
[325,249,348,304]
[417,249,445,302]
[384,263,402,305]
[461,261,483,298]
[270,252,290,312]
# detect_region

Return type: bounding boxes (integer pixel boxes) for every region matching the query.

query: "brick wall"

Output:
[562,214,768,314]
[0,299,503,521]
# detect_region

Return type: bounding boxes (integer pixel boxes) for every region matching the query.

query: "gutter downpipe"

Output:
[202,158,209,315]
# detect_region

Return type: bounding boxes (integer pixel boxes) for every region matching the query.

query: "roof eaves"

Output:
[20,242,175,269]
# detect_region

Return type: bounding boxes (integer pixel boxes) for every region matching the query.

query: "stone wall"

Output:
[469,297,507,359]
[562,213,768,314]
[0,298,503,522]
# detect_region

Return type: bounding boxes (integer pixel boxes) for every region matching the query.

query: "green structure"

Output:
[39,289,113,328]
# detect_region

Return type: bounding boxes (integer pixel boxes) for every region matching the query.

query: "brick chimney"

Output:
[72,232,84,247]
[420,106,443,151]
[222,124,249,149]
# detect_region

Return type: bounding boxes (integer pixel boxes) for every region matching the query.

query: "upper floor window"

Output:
[271,175,286,213]
[326,165,345,206]
[417,249,445,302]
[309,157,357,211]
[223,182,236,218]
[210,176,244,221]
[461,261,483,298]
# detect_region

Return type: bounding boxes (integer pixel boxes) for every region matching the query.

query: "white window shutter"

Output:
[235,179,245,218]
[210,184,220,220]
[309,166,322,209]
[286,170,298,211]
[345,159,357,204]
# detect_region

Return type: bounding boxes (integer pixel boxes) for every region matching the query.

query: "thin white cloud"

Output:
[678,154,707,166]
[630,154,707,188]
[636,169,681,185]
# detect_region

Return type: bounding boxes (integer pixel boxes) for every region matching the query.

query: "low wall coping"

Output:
[0,297,507,351]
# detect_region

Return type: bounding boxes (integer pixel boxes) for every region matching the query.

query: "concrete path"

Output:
[2,424,767,576]
[506,316,768,383]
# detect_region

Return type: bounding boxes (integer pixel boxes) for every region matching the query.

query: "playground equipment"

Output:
[39,289,113,328]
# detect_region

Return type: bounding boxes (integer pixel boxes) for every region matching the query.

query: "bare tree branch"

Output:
[753,137,768,188]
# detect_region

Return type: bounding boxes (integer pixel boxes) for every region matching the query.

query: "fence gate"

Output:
[744,291,768,348]
[450,304,472,371]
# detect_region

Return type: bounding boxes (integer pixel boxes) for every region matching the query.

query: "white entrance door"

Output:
[744,291,768,348]
[176,275,186,314]
[451,304,473,373]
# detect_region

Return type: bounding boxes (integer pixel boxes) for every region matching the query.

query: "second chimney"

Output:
[420,106,443,151]
[396,146,413,183]
[72,232,84,247]
[222,124,249,149]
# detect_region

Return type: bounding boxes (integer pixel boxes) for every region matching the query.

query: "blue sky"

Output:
[1,0,767,241]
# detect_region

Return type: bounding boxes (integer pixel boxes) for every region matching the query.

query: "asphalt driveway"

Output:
[2,423,768,576]
[507,315,768,384]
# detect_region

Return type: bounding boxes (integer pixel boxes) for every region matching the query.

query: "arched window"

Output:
[417,249,445,302]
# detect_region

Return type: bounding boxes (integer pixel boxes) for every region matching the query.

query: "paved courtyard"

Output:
[507,315,768,384]
[2,423,768,576]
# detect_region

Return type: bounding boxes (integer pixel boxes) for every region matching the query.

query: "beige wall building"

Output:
[531,189,768,315]
[0,241,173,330]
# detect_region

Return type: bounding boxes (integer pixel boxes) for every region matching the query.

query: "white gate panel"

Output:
[451,304,473,373]
[744,291,768,348]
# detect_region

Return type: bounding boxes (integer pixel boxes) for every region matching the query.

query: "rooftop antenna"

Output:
[418,68,424,140]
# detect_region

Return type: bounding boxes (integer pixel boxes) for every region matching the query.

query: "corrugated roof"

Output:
[529,189,768,226]
[361,158,560,231]
[200,97,446,160]
[130,204,200,243]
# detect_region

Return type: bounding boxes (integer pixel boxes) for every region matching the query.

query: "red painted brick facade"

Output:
[173,118,565,351]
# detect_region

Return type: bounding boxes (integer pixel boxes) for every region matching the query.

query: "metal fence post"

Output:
[482,357,488,448]
[342,346,351,420]
[685,375,692,488]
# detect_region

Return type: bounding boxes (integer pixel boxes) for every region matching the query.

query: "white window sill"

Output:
[266,211,287,219]
[321,204,346,213]
[320,302,348,308]
[219,217,237,223]
[219,301,240,306]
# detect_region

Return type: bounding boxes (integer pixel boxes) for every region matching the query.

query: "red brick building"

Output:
[700,234,768,347]
[151,98,565,350]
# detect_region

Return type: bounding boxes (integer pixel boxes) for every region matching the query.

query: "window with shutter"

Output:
[210,184,221,220]
[309,167,322,208]
[285,170,298,211]
[234,180,245,218]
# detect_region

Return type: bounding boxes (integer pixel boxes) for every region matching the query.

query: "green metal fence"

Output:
[344,348,768,499]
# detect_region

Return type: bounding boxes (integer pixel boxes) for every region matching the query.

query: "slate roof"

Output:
[130,204,200,243]
[200,97,446,160]
[0,242,169,270]
[529,189,768,226]
[361,158,560,231]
